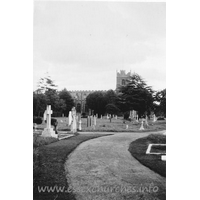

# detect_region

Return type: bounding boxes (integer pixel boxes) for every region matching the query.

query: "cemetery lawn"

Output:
[33,133,112,200]
[128,134,166,177]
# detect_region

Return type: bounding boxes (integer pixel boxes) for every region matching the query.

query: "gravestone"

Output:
[153,114,157,122]
[78,119,82,131]
[33,123,37,131]
[42,105,57,138]
[145,115,149,127]
[139,120,145,130]
[71,107,77,134]
[136,115,139,123]
[93,116,97,129]
[101,115,102,119]
[94,116,97,126]
[68,111,72,131]
[126,124,129,129]
[87,116,89,127]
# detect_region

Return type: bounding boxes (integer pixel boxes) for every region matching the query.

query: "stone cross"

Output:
[42,105,57,138]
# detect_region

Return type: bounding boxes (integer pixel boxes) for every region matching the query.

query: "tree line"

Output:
[33,74,166,118]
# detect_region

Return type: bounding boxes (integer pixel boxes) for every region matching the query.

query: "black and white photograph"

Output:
[33,1,166,200]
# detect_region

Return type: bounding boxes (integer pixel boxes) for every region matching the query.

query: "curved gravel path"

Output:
[65,132,166,200]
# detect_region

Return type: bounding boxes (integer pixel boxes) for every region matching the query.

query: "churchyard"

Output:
[33,74,166,200]
[34,115,166,134]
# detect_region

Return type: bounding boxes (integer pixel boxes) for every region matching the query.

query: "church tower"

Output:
[116,70,131,91]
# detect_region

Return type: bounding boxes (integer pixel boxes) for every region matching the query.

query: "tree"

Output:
[59,88,75,115]
[105,104,120,115]
[104,90,118,105]
[33,92,46,116]
[34,75,68,117]
[117,73,155,117]
[86,91,107,117]
[37,75,57,93]
[105,103,120,122]
[154,89,166,117]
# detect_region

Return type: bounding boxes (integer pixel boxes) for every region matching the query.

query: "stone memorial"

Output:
[136,115,139,123]
[71,107,77,134]
[139,120,145,130]
[68,111,72,131]
[33,123,37,131]
[78,119,82,131]
[42,105,57,138]
[94,116,97,125]
[153,114,157,122]
[145,115,149,127]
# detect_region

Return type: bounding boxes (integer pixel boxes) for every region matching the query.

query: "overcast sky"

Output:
[33,1,166,91]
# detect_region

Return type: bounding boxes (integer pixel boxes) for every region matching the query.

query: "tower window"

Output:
[122,79,126,85]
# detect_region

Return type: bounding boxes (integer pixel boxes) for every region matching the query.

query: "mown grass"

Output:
[128,134,166,177]
[33,134,112,200]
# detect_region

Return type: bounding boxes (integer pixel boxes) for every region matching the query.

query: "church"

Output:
[69,70,132,113]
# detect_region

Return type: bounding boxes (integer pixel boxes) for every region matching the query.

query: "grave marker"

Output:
[139,120,145,130]
[42,105,57,138]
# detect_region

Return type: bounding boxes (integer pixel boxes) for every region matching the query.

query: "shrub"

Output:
[33,116,43,124]
[123,111,130,120]
[81,113,88,118]
[51,118,58,126]
[157,117,165,120]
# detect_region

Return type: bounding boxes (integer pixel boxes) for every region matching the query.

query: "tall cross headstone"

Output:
[42,105,57,138]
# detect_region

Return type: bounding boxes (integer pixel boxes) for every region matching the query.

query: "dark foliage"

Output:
[117,73,155,117]
[33,116,43,124]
